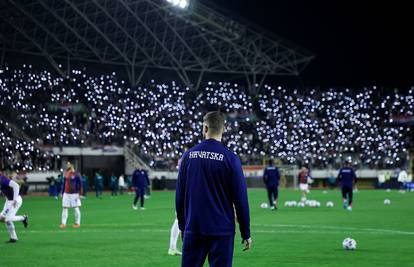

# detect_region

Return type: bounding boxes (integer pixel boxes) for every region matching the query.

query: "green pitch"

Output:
[1,189,414,267]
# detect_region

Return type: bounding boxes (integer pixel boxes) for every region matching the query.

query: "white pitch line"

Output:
[252,224,414,236]
[1,224,413,236]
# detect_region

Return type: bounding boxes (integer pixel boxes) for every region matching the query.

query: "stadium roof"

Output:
[0,0,314,86]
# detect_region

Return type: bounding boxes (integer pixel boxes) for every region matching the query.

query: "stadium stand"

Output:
[1,65,413,171]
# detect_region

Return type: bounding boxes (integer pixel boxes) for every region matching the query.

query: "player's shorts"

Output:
[0,196,23,220]
[299,183,309,192]
[62,193,81,208]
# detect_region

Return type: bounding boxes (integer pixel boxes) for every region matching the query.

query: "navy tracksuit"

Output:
[176,139,251,267]
[338,167,357,206]
[132,169,146,207]
[263,165,280,207]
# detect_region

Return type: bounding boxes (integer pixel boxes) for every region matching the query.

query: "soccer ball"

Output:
[384,199,391,205]
[260,203,269,209]
[284,201,291,207]
[386,188,391,192]
[315,201,321,208]
[326,201,334,208]
[342,237,357,250]
[291,201,298,207]
[297,202,305,208]
[307,200,318,207]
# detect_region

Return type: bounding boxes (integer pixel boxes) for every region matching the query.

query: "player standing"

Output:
[60,164,83,229]
[337,161,357,211]
[94,171,104,199]
[298,167,310,201]
[176,111,251,267]
[132,167,146,210]
[0,173,28,243]
[81,174,89,198]
[110,174,118,197]
[263,159,280,210]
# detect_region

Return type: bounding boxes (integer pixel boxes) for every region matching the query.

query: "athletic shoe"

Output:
[22,215,28,228]
[59,224,67,229]
[168,249,182,256]
[73,224,81,228]
[140,207,146,210]
[6,239,17,243]
[270,206,275,210]
[343,200,348,209]
[132,205,138,210]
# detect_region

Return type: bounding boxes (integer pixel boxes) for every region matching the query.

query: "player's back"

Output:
[264,166,280,186]
[338,167,356,187]
[179,139,241,235]
[132,169,146,188]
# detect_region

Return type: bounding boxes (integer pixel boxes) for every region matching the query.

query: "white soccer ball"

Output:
[307,200,317,207]
[386,188,391,192]
[384,199,391,205]
[260,203,269,209]
[297,202,305,208]
[342,237,357,250]
[315,201,321,208]
[326,201,334,208]
[284,201,291,207]
[305,200,311,206]
[291,201,298,207]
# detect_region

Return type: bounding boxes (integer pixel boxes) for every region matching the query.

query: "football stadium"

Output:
[1,1,413,266]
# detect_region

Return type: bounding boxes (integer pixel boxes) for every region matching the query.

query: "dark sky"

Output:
[203,0,414,87]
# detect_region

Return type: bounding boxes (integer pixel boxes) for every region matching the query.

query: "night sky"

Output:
[204,0,414,87]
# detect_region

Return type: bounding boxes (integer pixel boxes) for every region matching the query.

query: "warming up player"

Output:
[263,159,280,210]
[176,111,251,267]
[0,173,28,243]
[338,161,357,211]
[60,164,83,228]
[132,167,146,210]
[298,167,310,201]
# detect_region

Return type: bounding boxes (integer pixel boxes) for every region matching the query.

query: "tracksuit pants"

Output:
[182,233,235,267]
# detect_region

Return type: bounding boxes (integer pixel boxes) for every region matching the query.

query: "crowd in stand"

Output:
[0,65,413,170]
[0,119,55,171]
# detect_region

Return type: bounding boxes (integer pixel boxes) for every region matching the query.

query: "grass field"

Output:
[1,189,414,267]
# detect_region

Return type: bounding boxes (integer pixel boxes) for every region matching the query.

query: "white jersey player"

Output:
[0,174,28,243]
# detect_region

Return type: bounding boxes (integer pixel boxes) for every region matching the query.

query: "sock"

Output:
[61,208,68,225]
[170,219,180,250]
[74,207,81,225]
[6,221,18,240]
[10,216,25,222]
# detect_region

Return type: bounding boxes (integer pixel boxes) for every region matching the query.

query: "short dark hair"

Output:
[268,159,274,165]
[203,111,225,135]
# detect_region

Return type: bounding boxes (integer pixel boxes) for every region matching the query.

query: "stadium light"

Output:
[165,0,189,9]
[178,0,189,9]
